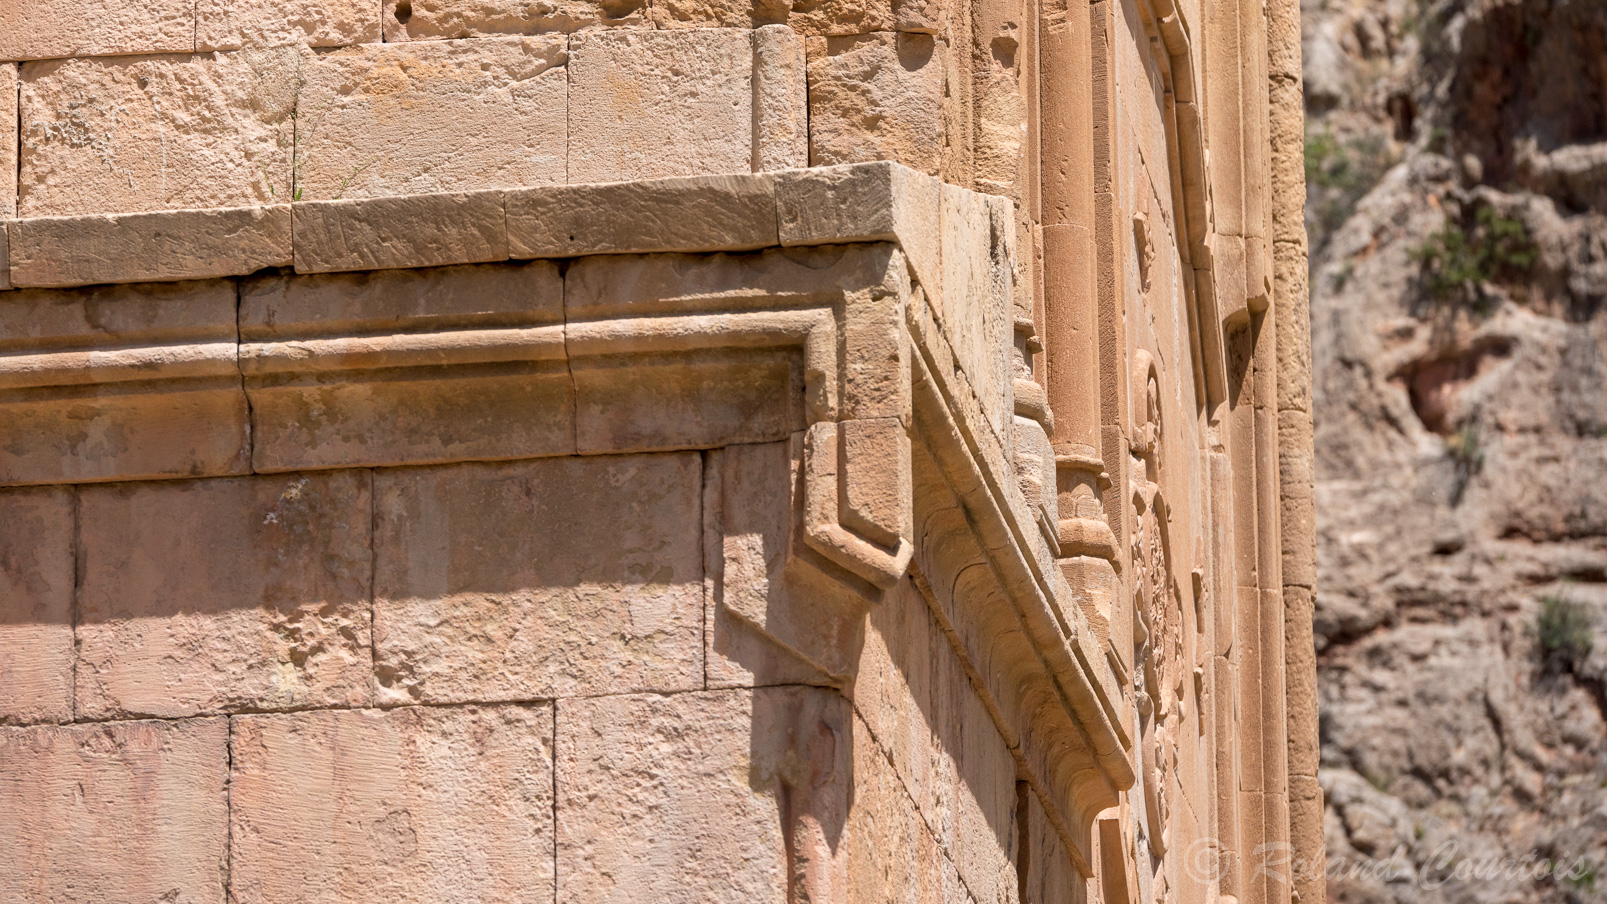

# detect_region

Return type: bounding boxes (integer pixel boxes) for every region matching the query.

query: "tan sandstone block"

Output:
[754,25,809,171]
[75,473,373,719]
[788,0,894,34]
[10,206,292,288]
[0,280,250,486]
[19,50,300,218]
[649,0,890,31]
[0,488,73,725]
[807,33,946,176]
[846,709,960,904]
[855,578,1019,904]
[0,718,228,904]
[557,687,851,904]
[0,0,194,62]
[774,161,941,298]
[0,224,10,292]
[231,706,553,904]
[373,453,703,703]
[507,174,778,258]
[296,38,567,202]
[293,190,509,272]
[240,262,572,470]
[384,0,647,40]
[573,354,805,453]
[568,30,754,183]
[2,64,15,220]
[704,442,840,689]
[196,0,381,51]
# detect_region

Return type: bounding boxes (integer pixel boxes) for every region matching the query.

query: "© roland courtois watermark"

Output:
[1185,837,1598,891]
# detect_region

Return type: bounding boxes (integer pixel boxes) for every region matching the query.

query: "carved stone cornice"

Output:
[0,163,1134,872]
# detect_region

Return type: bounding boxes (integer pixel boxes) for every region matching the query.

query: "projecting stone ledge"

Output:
[0,163,1137,869]
[0,162,950,288]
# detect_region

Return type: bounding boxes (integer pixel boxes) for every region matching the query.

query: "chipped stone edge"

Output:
[8,206,292,290]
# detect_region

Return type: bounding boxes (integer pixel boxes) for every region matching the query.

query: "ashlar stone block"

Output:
[231,705,554,904]
[507,173,779,258]
[295,37,567,201]
[383,0,647,40]
[807,32,947,175]
[753,25,809,171]
[568,29,754,183]
[0,488,74,725]
[2,64,16,220]
[75,472,373,719]
[373,453,704,703]
[19,49,301,217]
[648,0,890,33]
[0,0,195,62]
[10,205,292,288]
[557,687,851,904]
[196,0,381,51]
[0,718,229,904]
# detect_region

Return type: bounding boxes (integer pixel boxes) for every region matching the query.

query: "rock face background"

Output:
[1304,1,1607,902]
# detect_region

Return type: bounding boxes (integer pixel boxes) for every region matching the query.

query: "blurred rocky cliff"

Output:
[1304,0,1607,902]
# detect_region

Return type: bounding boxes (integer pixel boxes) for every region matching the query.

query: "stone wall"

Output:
[0,3,1314,904]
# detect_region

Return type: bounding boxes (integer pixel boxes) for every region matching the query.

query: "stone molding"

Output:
[1,163,939,290]
[0,161,1136,872]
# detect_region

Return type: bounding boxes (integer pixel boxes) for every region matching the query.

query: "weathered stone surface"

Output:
[939,184,1012,443]
[0,718,228,904]
[196,0,381,51]
[753,26,809,171]
[775,161,941,298]
[373,453,704,703]
[568,30,753,183]
[293,190,508,272]
[855,578,1019,904]
[231,705,553,904]
[646,0,889,32]
[296,38,567,202]
[0,280,250,487]
[250,364,576,469]
[0,488,74,726]
[9,205,291,288]
[1,64,16,220]
[845,708,962,904]
[75,472,372,719]
[557,687,850,904]
[240,261,572,470]
[786,0,894,35]
[572,352,805,452]
[507,174,778,258]
[242,261,563,335]
[705,441,839,689]
[806,33,946,175]
[384,0,645,39]
[0,0,195,62]
[19,50,300,217]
